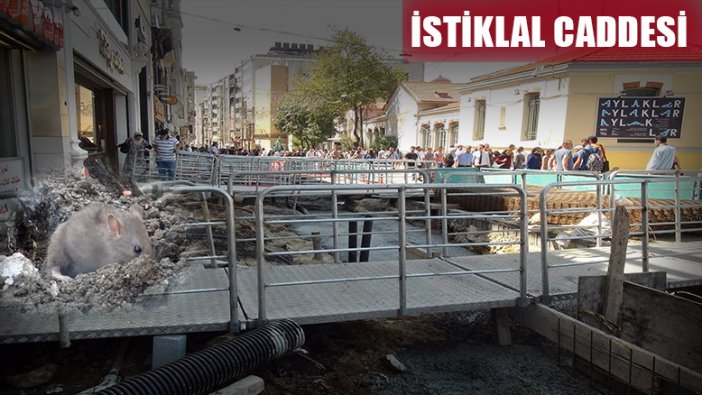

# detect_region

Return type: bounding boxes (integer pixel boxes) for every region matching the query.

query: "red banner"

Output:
[403,0,702,62]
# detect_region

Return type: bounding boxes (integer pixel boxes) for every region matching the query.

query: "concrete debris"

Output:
[385,354,408,372]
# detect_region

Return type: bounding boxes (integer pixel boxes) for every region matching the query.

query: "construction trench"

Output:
[0,157,701,394]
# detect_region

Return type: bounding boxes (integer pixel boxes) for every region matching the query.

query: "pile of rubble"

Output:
[0,172,193,313]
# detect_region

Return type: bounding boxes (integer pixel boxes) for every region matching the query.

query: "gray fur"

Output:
[45,204,153,280]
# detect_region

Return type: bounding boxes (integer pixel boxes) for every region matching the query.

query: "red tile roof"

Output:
[471,46,702,83]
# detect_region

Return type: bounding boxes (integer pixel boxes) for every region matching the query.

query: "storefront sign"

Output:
[154,97,166,123]
[0,0,63,49]
[97,29,124,74]
[0,158,26,195]
[595,97,685,139]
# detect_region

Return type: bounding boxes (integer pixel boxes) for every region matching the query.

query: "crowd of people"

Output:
[432,136,611,172]
[119,130,680,182]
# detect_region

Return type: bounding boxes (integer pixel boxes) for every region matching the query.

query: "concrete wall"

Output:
[566,65,702,170]
[458,77,569,149]
[254,64,288,149]
[386,88,419,152]
[26,51,72,171]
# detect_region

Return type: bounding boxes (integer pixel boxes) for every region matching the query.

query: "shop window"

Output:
[473,100,486,140]
[522,93,540,141]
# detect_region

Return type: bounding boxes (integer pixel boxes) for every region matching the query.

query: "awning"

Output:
[0,1,62,51]
[151,27,173,60]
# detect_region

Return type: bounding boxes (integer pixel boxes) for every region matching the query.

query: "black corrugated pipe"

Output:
[98,319,304,395]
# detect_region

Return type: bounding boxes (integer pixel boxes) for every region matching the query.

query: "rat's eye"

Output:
[134,245,143,254]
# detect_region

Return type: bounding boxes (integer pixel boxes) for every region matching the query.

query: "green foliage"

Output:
[370,135,398,152]
[289,28,407,147]
[274,96,337,149]
[340,135,356,151]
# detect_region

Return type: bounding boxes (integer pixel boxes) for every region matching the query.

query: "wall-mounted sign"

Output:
[97,29,124,74]
[154,97,166,123]
[0,158,25,195]
[0,0,63,49]
[595,97,685,139]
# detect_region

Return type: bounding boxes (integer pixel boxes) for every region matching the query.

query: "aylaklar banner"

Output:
[402,0,702,61]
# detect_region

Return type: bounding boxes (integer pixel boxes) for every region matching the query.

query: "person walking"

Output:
[526,147,543,170]
[152,128,179,180]
[514,147,526,169]
[456,146,473,167]
[554,140,574,171]
[208,141,220,155]
[587,136,608,171]
[118,131,151,182]
[646,135,678,171]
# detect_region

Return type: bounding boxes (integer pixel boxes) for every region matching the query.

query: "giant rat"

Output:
[45,204,153,280]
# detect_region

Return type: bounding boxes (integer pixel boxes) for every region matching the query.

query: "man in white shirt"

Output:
[646,135,677,171]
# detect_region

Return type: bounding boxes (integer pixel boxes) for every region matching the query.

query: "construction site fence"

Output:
[131,151,435,186]
[249,183,529,322]
[539,175,702,298]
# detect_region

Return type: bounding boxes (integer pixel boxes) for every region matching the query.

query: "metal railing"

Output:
[251,183,529,322]
[146,182,239,333]
[134,151,435,187]
[539,175,702,298]
[225,167,432,197]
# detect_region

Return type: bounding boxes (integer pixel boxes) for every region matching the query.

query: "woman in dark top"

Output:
[526,147,543,170]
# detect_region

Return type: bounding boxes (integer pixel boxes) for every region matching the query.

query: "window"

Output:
[523,93,540,140]
[436,124,446,148]
[473,100,486,140]
[449,122,459,147]
[104,0,129,35]
[499,107,506,129]
[621,81,662,97]
[420,124,431,148]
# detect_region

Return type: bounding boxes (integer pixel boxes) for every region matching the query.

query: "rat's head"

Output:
[106,204,153,263]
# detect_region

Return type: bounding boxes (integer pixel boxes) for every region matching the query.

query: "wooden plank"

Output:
[602,206,629,325]
[577,272,667,330]
[620,282,702,372]
[493,308,512,346]
[510,304,702,394]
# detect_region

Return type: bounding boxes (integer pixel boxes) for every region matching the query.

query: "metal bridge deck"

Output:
[1,242,700,343]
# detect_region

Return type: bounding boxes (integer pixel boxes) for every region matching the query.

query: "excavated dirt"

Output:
[0,172,600,394]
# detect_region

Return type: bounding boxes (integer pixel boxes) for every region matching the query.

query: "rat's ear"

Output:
[129,203,145,219]
[107,214,123,237]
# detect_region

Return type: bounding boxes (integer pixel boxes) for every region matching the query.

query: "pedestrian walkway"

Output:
[2,242,699,343]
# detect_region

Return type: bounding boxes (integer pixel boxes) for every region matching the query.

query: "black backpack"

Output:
[119,138,130,153]
[444,153,455,168]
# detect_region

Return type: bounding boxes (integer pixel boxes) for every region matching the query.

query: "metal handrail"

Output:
[539,175,702,299]
[252,183,528,323]
[148,183,239,333]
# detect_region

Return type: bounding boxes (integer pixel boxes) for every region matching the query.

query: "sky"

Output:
[180,0,405,84]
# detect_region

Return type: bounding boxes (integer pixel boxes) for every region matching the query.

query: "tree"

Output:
[296,29,407,147]
[370,135,398,152]
[274,94,337,150]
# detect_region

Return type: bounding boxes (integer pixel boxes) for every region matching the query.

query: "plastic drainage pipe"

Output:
[98,319,304,395]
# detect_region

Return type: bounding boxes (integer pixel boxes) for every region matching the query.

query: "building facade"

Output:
[234,42,317,149]
[458,49,702,170]
[1,0,161,191]
[385,80,462,152]
[0,0,195,198]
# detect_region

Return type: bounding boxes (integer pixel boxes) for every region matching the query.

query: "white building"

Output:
[456,48,702,169]
[384,79,462,152]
